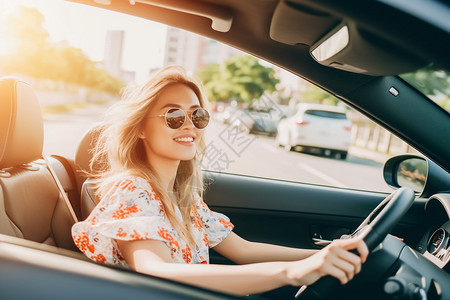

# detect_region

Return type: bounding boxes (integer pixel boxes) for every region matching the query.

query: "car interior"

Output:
[0,0,449,299]
[0,78,78,251]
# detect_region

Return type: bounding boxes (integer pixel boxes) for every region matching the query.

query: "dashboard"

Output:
[373,193,450,300]
[416,194,450,271]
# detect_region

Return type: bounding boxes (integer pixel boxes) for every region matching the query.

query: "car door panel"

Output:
[203,171,426,264]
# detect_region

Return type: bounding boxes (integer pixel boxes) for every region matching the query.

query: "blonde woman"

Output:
[72,65,368,296]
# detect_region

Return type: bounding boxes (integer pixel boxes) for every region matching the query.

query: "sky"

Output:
[0,0,168,81]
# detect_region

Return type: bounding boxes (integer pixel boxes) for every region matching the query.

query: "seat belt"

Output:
[42,153,79,223]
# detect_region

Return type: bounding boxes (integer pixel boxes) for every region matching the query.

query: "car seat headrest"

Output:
[0,78,44,169]
[74,125,104,174]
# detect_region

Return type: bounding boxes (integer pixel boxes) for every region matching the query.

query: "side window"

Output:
[203,83,419,193]
[0,3,418,193]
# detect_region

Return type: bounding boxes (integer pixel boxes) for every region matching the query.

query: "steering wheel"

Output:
[295,187,415,299]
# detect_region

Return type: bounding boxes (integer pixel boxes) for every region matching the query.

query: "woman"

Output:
[72,65,368,296]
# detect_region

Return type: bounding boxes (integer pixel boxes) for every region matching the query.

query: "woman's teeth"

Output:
[174,137,194,142]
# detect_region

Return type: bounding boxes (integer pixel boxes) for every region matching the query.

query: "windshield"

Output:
[400,66,450,113]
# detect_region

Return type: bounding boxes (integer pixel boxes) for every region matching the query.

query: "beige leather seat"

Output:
[0,77,78,251]
[74,126,103,220]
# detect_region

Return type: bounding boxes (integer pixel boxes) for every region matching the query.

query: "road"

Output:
[43,104,392,193]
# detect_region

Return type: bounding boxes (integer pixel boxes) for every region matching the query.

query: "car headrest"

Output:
[74,125,104,174]
[0,78,44,169]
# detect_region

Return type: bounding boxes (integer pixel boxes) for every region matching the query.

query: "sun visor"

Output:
[310,22,428,76]
[269,1,338,46]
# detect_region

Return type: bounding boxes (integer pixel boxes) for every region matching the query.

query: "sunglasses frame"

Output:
[152,107,210,129]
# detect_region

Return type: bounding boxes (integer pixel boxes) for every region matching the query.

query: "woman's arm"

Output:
[213,232,318,264]
[117,237,368,296]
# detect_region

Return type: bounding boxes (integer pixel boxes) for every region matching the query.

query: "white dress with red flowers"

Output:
[71,176,233,266]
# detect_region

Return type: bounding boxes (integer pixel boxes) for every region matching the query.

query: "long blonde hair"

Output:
[90,65,208,246]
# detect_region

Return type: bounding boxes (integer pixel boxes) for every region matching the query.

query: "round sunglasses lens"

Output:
[166,108,185,129]
[191,108,210,129]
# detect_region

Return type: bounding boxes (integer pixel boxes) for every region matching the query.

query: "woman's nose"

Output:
[181,113,195,129]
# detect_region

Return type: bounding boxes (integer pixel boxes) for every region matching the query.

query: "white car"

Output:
[276,103,352,159]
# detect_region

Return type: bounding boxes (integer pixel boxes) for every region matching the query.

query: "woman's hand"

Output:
[285,237,369,287]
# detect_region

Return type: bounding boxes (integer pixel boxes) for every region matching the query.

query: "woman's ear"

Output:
[138,131,145,139]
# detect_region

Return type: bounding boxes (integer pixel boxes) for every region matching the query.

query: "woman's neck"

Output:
[148,158,180,192]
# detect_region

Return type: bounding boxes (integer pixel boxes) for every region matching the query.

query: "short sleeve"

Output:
[72,177,181,265]
[195,196,234,248]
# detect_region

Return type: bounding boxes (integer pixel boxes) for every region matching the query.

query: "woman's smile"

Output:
[173,134,196,145]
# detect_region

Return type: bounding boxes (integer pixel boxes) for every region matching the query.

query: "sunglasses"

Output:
[151,107,210,129]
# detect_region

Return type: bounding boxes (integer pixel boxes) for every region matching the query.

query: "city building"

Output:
[163,27,242,74]
[104,30,135,82]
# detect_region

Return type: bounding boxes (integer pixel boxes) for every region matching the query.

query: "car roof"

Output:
[68,0,450,79]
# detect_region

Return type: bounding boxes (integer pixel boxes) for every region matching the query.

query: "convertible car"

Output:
[1,0,449,299]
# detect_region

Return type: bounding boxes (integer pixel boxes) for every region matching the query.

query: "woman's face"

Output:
[140,83,205,166]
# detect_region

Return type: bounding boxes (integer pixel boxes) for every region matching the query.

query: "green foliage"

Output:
[401,66,450,112]
[401,67,450,96]
[196,64,231,102]
[0,6,124,95]
[300,85,339,105]
[196,55,279,103]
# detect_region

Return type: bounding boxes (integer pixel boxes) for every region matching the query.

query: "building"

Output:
[104,30,135,82]
[163,27,242,74]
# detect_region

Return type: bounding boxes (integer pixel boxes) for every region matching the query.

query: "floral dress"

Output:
[71,176,233,267]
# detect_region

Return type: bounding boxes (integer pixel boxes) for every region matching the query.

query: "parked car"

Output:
[1,1,449,300]
[231,108,278,136]
[276,103,352,159]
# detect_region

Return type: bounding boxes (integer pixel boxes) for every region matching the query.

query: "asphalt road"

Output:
[43,104,392,193]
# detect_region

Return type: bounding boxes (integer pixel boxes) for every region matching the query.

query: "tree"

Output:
[196,63,231,102]
[0,6,49,78]
[401,66,450,112]
[196,55,279,103]
[401,66,450,97]
[300,85,340,105]
[0,6,124,95]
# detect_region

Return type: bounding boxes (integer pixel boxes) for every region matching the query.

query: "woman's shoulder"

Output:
[93,174,162,215]
[99,174,160,205]
[110,174,153,192]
